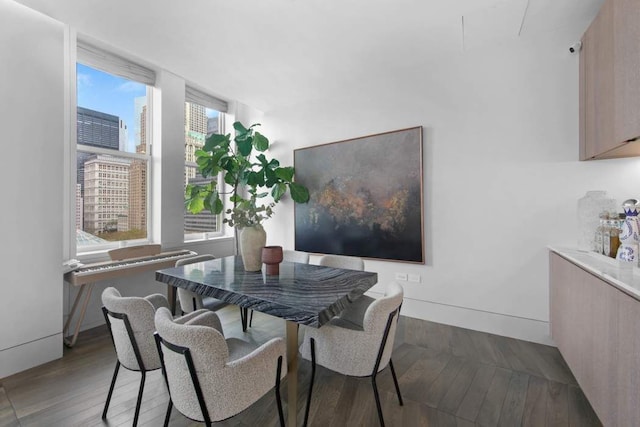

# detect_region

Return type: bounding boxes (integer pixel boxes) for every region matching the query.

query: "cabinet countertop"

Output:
[549,246,640,301]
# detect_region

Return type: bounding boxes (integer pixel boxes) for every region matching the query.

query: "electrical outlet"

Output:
[408,274,421,283]
[395,272,408,281]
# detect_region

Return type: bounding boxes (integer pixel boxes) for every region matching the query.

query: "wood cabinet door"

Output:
[614,0,640,144]
[582,0,615,160]
[549,252,640,426]
[616,291,640,426]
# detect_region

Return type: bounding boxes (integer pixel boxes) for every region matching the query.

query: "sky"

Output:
[77,63,146,152]
[77,63,221,152]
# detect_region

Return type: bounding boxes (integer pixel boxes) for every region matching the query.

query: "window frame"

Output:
[73,54,155,256]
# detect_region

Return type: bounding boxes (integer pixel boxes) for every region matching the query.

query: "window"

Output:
[75,43,154,252]
[184,87,228,241]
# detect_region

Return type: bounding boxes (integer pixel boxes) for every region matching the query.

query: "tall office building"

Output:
[207,115,219,137]
[77,107,119,148]
[77,107,120,196]
[75,184,83,230]
[184,102,207,184]
[129,104,148,232]
[184,102,218,232]
[83,155,130,233]
[133,96,147,153]
[118,119,128,152]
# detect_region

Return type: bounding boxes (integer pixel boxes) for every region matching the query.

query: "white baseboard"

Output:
[366,291,554,346]
[0,333,63,379]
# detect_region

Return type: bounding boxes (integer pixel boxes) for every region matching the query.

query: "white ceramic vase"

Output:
[618,199,640,266]
[239,224,266,272]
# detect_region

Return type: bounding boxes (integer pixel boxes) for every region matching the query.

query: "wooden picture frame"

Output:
[294,126,424,263]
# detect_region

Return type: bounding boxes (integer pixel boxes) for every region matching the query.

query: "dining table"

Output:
[155,255,378,426]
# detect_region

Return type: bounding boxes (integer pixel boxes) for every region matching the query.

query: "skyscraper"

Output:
[77,107,119,149]
[77,107,120,196]
[184,102,218,233]
[184,102,207,184]
[118,119,128,152]
[133,96,147,153]
[75,184,83,230]
[207,115,219,137]
[129,103,148,232]
[83,155,130,233]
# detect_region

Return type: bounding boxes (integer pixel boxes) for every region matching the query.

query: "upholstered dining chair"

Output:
[101,287,169,427]
[175,255,224,314]
[175,255,252,332]
[318,254,365,271]
[154,307,287,426]
[283,249,310,264]
[318,253,372,327]
[300,282,404,427]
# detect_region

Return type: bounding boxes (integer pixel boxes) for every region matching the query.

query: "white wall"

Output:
[0,0,65,377]
[4,2,637,381]
[263,26,640,345]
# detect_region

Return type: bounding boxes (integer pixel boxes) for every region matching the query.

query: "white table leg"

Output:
[286,320,299,426]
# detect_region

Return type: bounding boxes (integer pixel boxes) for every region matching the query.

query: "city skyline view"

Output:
[77,63,220,153]
[76,62,221,246]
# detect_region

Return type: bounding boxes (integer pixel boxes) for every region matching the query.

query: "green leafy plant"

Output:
[185,121,310,229]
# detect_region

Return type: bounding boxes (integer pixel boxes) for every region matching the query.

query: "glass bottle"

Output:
[608,214,620,258]
[602,213,612,256]
[594,212,608,254]
[578,191,617,251]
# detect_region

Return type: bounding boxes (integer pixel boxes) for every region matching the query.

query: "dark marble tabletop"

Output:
[155,256,378,327]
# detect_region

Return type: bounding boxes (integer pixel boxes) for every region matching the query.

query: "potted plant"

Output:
[185,121,309,271]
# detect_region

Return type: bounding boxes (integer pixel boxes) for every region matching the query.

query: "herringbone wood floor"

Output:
[0,305,601,426]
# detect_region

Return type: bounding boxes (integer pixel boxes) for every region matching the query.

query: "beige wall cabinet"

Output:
[580,0,640,160]
[549,251,640,426]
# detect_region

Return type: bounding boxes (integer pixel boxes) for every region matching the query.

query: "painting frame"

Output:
[294,126,424,264]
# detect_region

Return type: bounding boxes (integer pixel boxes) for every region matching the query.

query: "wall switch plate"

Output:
[395,272,408,281]
[408,274,421,283]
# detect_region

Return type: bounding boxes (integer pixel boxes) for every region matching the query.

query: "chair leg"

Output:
[132,370,146,427]
[371,373,385,427]
[163,399,173,427]
[369,309,399,427]
[102,360,121,419]
[249,310,254,327]
[240,307,248,332]
[275,355,285,427]
[303,338,316,427]
[389,359,403,406]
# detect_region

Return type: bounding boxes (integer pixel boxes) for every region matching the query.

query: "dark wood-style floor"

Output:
[0,305,601,426]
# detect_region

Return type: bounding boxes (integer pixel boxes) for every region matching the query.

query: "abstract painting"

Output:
[294,126,424,263]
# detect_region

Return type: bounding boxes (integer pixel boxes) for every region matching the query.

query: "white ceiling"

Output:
[15,0,603,112]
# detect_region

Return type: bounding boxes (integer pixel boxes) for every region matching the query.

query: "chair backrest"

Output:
[283,250,309,264]
[101,287,161,371]
[318,254,364,271]
[108,244,161,261]
[154,307,230,422]
[363,282,404,371]
[155,307,284,422]
[175,254,216,267]
[175,254,216,313]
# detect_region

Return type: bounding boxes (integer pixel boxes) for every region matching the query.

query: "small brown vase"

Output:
[262,246,283,275]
